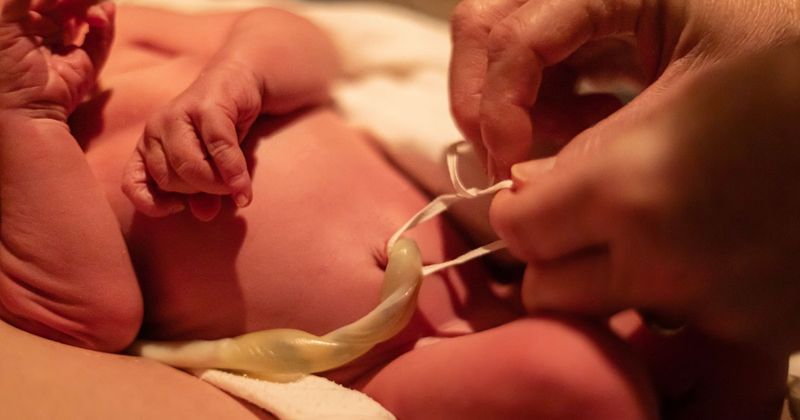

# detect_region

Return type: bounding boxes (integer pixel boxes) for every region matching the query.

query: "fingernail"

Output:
[511,158,555,188]
[234,193,250,208]
[170,203,186,214]
[86,13,106,27]
[638,310,687,336]
[510,164,530,186]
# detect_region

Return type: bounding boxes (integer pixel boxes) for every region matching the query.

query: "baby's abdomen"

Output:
[120,110,519,380]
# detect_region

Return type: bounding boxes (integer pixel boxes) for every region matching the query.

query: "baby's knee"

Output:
[488,317,658,419]
[77,290,143,352]
[0,277,142,352]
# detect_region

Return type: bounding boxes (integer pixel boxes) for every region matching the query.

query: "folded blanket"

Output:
[198,370,395,420]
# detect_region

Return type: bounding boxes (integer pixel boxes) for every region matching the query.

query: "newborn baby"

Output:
[91,6,652,416]
[0,2,784,419]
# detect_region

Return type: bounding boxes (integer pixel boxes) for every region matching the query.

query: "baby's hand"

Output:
[0,0,114,122]
[122,7,338,221]
[122,60,260,221]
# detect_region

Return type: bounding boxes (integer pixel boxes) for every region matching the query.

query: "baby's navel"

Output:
[128,238,423,381]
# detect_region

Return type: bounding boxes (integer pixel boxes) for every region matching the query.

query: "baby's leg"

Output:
[358,316,657,420]
[0,320,273,419]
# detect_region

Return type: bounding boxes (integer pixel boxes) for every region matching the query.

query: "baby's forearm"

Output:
[211,8,340,114]
[0,113,141,351]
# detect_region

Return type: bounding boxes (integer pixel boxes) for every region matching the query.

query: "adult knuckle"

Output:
[478,98,506,135]
[143,118,161,139]
[451,95,479,125]
[451,1,481,34]
[452,0,501,36]
[141,132,160,150]
[157,107,180,125]
[487,17,525,54]
[178,108,200,126]
[194,101,217,118]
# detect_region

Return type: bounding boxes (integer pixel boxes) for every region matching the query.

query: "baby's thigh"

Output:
[0,320,271,419]
[358,317,658,420]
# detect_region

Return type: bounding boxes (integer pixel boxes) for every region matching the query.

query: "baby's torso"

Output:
[76,9,520,383]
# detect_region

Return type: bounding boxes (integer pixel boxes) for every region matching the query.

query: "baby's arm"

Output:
[0,1,141,351]
[214,7,340,113]
[122,7,340,220]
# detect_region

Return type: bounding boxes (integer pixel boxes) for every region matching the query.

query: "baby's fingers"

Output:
[187,193,223,222]
[158,113,229,195]
[121,151,185,218]
[1,0,31,20]
[82,1,114,73]
[195,111,252,207]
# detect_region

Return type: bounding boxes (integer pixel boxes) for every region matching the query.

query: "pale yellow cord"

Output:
[130,238,423,382]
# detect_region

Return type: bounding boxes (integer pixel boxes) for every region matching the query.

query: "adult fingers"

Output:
[194,110,252,207]
[449,0,526,164]
[481,0,651,177]
[121,151,185,217]
[491,156,604,262]
[521,248,627,316]
[490,85,669,264]
[527,65,624,154]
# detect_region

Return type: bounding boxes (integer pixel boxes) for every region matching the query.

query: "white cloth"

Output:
[198,370,395,420]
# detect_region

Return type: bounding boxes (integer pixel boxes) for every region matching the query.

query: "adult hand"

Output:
[0,0,114,122]
[491,43,800,353]
[449,0,800,178]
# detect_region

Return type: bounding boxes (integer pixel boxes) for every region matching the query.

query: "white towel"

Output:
[197,370,395,420]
